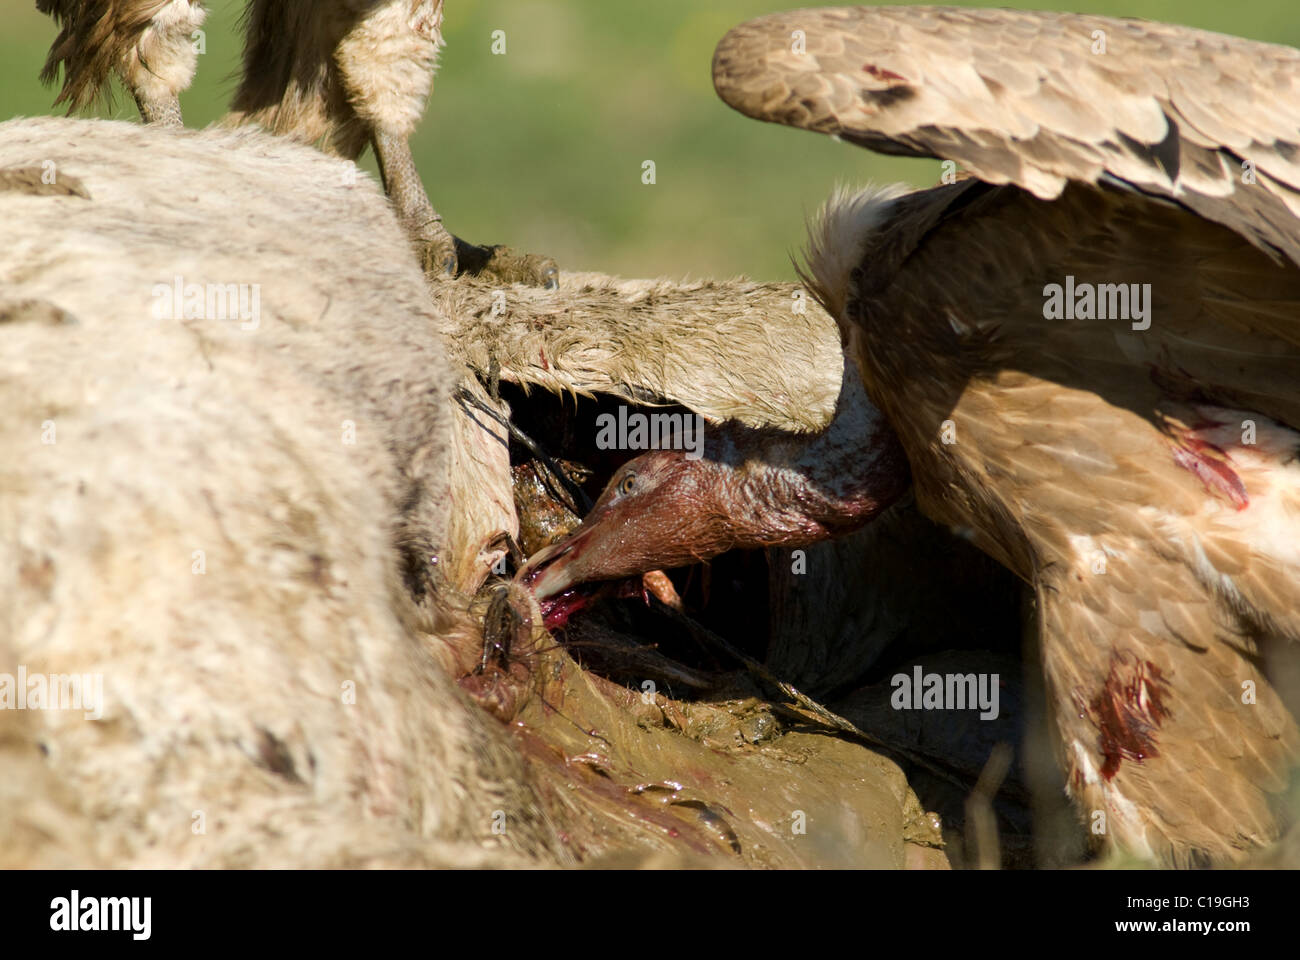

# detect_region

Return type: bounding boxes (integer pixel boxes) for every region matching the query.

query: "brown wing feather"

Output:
[713,6,1300,267]
[862,181,1300,628]
[38,0,177,111]
[850,178,1300,863]
[1039,551,1299,866]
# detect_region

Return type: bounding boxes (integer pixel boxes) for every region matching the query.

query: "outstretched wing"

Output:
[715,8,1300,862]
[712,5,1300,267]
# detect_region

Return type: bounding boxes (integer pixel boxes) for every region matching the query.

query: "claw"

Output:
[415,233,458,281]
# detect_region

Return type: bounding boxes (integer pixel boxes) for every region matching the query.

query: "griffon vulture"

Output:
[518,6,1300,867]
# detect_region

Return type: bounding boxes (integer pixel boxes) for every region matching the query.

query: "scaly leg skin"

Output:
[373,128,459,278]
[373,129,559,289]
[132,91,183,127]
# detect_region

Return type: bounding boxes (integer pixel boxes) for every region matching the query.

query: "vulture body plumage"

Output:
[523,6,1300,866]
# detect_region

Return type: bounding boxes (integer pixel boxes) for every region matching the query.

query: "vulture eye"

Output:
[617,471,637,496]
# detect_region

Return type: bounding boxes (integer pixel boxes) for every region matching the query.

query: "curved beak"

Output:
[517,534,584,600]
[516,520,636,631]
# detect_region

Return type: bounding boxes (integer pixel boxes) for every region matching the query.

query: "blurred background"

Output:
[4,0,1296,279]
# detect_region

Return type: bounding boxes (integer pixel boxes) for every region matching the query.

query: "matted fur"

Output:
[0,115,899,868]
[0,116,555,867]
[440,274,844,436]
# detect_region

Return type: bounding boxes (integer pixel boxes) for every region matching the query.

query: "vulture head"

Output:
[521,395,910,628]
[521,447,721,626]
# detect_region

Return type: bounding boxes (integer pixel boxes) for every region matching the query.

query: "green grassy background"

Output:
[4,1,1296,279]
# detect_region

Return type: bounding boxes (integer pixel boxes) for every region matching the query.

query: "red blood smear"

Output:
[1090,656,1171,781]
[863,64,906,82]
[540,589,592,630]
[539,578,646,630]
[1171,445,1249,510]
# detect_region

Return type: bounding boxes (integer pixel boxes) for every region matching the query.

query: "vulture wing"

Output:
[712,5,1300,269]
[715,6,1300,863]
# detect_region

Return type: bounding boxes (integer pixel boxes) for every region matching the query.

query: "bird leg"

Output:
[372,128,457,277]
[131,89,183,127]
[372,129,559,289]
